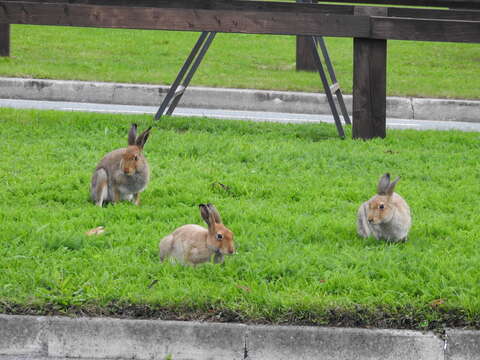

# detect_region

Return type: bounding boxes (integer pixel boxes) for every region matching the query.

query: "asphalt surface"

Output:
[2,98,480,132]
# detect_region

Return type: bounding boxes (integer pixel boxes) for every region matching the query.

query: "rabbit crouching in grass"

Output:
[91,124,151,207]
[357,173,412,242]
[159,204,235,266]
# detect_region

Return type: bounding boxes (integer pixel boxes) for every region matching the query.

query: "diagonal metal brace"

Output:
[156,31,349,139]
[155,31,216,120]
[317,36,351,126]
[310,36,350,138]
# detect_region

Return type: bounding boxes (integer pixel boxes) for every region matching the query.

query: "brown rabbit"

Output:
[90,124,151,207]
[357,173,412,242]
[159,204,235,266]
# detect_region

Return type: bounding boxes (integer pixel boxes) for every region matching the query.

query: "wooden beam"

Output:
[0,23,9,56]
[7,0,479,10]
[0,0,354,14]
[0,2,478,43]
[0,2,370,37]
[353,38,387,140]
[389,7,480,21]
[371,16,480,43]
[319,0,480,10]
[4,0,479,21]
[353,5,480,42]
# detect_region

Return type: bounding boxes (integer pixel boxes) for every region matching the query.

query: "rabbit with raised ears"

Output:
[90,124,151,207]
[159,204,235,266]
[357,173,412,242]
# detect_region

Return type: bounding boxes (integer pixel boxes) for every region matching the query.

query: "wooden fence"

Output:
[0,0,479,139]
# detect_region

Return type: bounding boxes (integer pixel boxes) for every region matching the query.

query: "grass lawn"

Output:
[1,25,479,99]
[1,109,480,330]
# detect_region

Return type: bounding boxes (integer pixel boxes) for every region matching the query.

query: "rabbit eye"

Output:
[216,233,223,241]
[379,204,385,210]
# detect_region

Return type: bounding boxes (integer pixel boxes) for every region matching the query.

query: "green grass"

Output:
[1,109,480,329]
[1,25,480,99]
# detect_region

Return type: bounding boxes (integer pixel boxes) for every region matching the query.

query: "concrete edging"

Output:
[0,77,479,123]
[1,314,479,360]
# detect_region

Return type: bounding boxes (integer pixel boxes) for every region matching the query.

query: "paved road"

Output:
[2,98,480,132]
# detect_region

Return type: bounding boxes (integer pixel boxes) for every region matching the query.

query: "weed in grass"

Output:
[0,108,480,329]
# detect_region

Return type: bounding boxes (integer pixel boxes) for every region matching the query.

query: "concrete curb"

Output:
[1,315,479,360]
[0,77,479,123]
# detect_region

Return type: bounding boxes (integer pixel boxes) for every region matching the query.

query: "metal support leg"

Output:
[317,37,351,125]
[156,30,349,140]
[155,31,216,120]
[310,37,345,138]
[166,32,216,116]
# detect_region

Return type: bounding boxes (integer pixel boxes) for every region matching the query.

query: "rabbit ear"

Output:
[377,173,391,195]
[207,203,222,224]
[199,204,210,225]
[386,176,400,196]
[199,204,215,233]
[136,127,152,149]
[128,124,138,146]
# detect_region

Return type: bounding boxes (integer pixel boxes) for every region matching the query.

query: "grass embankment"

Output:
[1,109,480,330]
[1,25,479,99]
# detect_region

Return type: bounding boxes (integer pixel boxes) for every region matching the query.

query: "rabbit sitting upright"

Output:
[357,173,411,242]
[91,123,151,207]
[159,204,235,266]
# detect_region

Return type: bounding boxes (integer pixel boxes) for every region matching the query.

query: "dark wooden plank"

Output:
[0,2,478,42]
[353,38,387,140]
[389,7,480,21]
[0,0,354,14]
[355,4,478,22]
[318,0,480,10]
[4,0,479,21]
[0,2,370,37]
[371,16,480,43]
[6,0,479,10]
[0,23,9,56]
[4,0,479,22]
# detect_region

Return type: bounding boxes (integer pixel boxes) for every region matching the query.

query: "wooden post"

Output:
[296,36,316,71]
[352,7,388,139]
[296,0,318,72]
[352,38,387,139]
[0,24,10,57]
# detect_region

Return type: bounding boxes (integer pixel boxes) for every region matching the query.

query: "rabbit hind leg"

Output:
[93,169,108,207]
[159,235,174,262]
[357,202,371,238]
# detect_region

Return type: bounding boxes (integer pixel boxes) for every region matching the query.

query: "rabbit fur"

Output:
[159,204,235,266]
[357,173,411,242]
[91,123,151,207]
